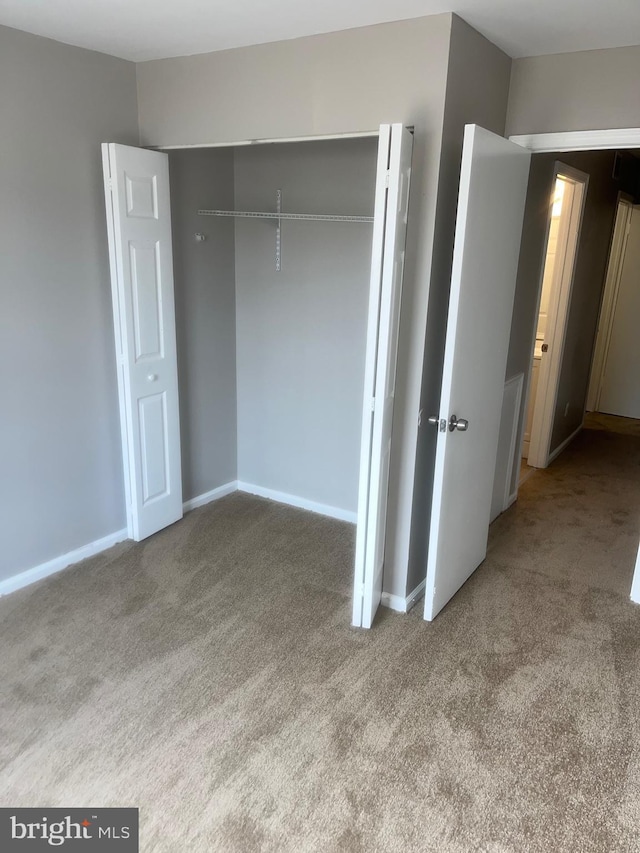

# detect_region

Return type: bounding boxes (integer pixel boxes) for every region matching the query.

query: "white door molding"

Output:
[151,130,380,151]
[510,128,640,153]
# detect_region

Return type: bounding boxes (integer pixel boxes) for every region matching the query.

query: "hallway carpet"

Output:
[2,425,640,851]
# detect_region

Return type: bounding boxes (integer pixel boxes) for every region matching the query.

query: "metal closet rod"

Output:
[197,209,374,223]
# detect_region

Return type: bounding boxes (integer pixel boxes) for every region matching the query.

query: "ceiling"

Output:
[2,0,640,62]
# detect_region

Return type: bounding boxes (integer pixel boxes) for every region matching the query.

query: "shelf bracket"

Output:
[275,189,281,272]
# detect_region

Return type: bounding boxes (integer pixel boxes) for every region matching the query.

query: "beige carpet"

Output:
[584,411,640,437]
[2,424,640,851]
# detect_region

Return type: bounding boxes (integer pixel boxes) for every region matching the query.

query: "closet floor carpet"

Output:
[2,423,640,851]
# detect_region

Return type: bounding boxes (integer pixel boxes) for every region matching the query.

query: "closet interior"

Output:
[168,137,379,532]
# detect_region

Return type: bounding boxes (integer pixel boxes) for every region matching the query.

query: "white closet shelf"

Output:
[197,190,371,272]
[197,209,373,223]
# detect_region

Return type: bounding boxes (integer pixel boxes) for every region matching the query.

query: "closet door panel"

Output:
[352,124,413,629]
[102,143,183,541]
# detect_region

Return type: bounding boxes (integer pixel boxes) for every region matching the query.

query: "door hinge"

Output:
[385,171,390,188]
[371,397,376,412]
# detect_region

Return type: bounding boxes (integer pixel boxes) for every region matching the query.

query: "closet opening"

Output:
[102,126,414,631]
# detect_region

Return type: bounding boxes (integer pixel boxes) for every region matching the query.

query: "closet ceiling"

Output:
[2,0,639,62]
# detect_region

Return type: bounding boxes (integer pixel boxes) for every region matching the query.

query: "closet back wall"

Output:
[169,149,238,502]
[234,139,378,515]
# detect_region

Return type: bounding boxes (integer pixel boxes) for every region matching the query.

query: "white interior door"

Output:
[527,166,588,468]
[597,205,640,418]
[587,197,634,412]
[424,125,531,621]
[352,124,413,629]
[102,143,183,541]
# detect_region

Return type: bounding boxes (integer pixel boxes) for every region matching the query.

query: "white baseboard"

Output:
[183,480,238,512]
[630,543,640,604]
[0,480,239,599]
[381,579,426,614]
[0,479,353,599]
[506,490,519,509]
[0,527,128,598]
[547,423,583,465]
[237,481,357,524]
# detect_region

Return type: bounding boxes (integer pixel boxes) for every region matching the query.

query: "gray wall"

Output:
[506,151,620,485]
[136,14,452,597]
[168,149,238,501]
[0,26,138,583]
[506,46,640,136]
[234,139,377,512]
[408,16,512,594]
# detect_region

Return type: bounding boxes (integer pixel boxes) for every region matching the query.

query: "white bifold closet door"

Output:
[103,129,413,631]
[102,143,183,541]
[352,124,413,629]
[423,125,531,621]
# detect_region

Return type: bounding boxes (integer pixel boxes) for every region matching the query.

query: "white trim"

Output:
[237,481,357,523]
[505,375,524,509]
[151,130,380,151]
[509,128,640,153]
[182,481,238,512]
[507,487,520,507]
[546,422,583,465]
[499,373,524,516]
[0,480,239,598]
[0,528,128,597]
[630,541,640,604]
[380,591,406,611]
[381,579,426,613]
[102,144,134,540]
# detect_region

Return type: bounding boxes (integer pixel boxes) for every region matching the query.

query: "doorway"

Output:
[587,199,640,419]
[102,125,413,632]
[501,133,640,606]
[524,165,588,470]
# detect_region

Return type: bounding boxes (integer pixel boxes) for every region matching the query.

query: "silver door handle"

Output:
[449,414,469,432]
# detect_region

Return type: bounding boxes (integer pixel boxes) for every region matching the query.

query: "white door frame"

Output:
[150,130,381,151]
[510,126,640,605]
[509,128,640,153]
[527,164,589,469]
[107,126,415,626]
[586,194,634,412]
